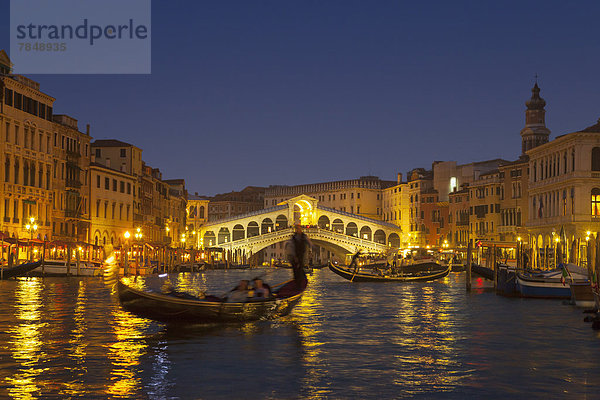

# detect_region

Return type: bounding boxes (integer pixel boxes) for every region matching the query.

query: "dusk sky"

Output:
[2,1,599,196]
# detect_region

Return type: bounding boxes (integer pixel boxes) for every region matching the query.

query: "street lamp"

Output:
[134,227,143,267]
[123,231,131,274]
[25,217,38,261]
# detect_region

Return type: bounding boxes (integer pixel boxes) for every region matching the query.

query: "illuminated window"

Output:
[450,177,457,192]
[592,188,600,216]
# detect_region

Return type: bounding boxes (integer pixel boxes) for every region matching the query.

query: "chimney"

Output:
[397,172,402,184]
[86,124,90,136]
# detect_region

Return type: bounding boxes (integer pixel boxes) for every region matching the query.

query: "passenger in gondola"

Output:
[251,278,270,299]
[227,279,250,302]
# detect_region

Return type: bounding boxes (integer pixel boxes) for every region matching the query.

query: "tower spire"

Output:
[520,80,550,154]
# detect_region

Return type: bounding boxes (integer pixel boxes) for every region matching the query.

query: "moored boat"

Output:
[28,259,103,277]
[0,259,43,279]
[516,265,588,299]
[328,262,450,282]
[471,264,494,280]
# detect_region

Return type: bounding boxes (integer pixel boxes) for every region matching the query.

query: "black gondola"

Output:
[328,262,450,282]
[0,259,43,279]
[115,276,307,323]
[471,264,494,280]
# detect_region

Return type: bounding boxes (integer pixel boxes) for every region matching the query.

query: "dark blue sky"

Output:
[2,1,599,195]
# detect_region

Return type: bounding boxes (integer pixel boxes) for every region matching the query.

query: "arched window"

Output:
[199,205,205,218]
[592,188,600,216]
[30,163,35,187]
[592,147,600,171]
[23,162,29,186]
[4,157,10,182]
[14,159,19,184]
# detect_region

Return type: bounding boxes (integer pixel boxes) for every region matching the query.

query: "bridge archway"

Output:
[332,218,344,233]
[318,215,330,229]
[294,199,314,225]
[360,226,372,241]
[232,224,245,241]
[374,229,386,244]
[346,222,358,237]
[204,231,216,247]
[261,218,274,234]
[388,232,400,248]
[247,221,259,237]
[218,227,230,244]
[275,214,288,230]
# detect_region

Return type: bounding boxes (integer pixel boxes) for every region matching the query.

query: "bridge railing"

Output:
[304,227,388,250]
[217,226,388,253]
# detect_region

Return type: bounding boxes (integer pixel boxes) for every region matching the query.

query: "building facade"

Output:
[89,163,135,247]
[1,53,57,242]
[264,176,395,220]
[527,118,600,267]
[208,186,265,222]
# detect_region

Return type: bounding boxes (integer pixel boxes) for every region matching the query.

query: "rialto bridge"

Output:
[198,195,402,259]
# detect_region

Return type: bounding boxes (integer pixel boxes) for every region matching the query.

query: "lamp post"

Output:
[517,236,522,269]
[124,230,131,275]
[555,236,560,267]
[135,227,143,268]
[25,217,38,261]
[586,232,591,267]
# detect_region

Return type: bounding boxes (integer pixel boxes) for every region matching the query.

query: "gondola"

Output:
[471,264,494,280]
[328,262,450,282]
[0,259,43,279]
[115,277,306,323]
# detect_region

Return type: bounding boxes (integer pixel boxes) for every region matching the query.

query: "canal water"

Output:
[0,268,599,399]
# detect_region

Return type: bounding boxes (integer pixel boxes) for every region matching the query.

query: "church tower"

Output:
[520,82,550,154]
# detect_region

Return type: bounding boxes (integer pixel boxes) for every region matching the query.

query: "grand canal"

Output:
[0,268,599,399]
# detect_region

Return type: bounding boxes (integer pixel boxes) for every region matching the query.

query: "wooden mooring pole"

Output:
[466,240,472,292]
[493,244,497,291]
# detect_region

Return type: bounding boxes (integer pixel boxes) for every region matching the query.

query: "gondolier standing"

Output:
[288,225,312,289]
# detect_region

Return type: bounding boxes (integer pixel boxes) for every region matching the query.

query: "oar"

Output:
[349,251,361,282]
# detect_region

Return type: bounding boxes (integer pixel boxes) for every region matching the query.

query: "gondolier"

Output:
[287,224,311,289]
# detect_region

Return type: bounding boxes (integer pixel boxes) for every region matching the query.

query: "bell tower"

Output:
[520,81,550,154]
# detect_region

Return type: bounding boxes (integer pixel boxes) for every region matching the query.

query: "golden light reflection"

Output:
[290,282,330,398]
[6,279,46,400]
[61,281,88,397]
[391,283,465,393]
[106,308,151,398]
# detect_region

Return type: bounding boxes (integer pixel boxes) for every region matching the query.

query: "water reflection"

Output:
[6,279,46,400]
[0,270,598,399]
[107,308,151,398]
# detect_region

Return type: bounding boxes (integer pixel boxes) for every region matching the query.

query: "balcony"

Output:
[66,149,81,160]
[65,209,82,218]
[133,213,144,223]
[66,179,82,189]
